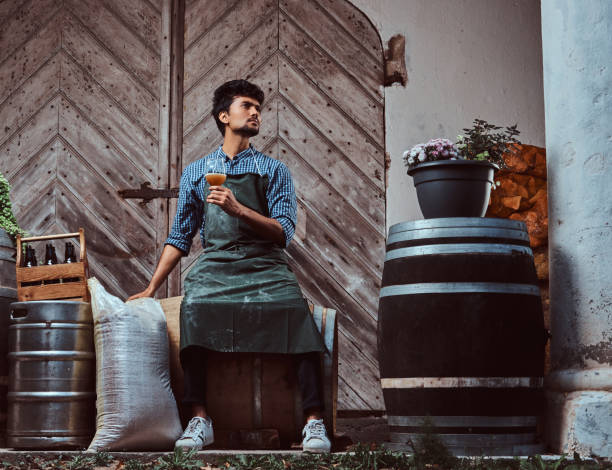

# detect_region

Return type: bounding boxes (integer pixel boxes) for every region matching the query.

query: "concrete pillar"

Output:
[541,0,612,458]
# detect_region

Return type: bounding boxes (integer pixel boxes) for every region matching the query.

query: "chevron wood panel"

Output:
[181,0,385,410]
[0,0,169,300]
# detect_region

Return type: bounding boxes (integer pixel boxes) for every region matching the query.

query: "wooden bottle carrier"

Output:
[15,229,90,302]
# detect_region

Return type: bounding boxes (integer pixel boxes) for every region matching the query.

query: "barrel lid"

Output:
[388,218,526,236]
[9,300,92,324]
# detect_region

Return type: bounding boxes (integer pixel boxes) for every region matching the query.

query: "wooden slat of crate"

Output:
[16,262,86,283]
[17,281,89,302]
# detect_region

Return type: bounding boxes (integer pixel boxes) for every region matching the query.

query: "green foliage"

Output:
[222,445,415,470]
[0,171,27,240]
[153,448,203,470]
[520,455,566,470]
[408,416,457,469]
[124,459,147,470]
[456,118,521,168]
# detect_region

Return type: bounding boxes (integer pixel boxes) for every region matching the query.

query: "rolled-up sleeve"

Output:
[165,168,203,255]
[267,162,297,247]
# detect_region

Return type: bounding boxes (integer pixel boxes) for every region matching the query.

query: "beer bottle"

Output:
[63,242,78,283]
[44,243,59,284]
[22,246,40,286]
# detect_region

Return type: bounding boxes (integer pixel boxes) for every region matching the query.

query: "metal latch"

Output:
[118,182,179,206]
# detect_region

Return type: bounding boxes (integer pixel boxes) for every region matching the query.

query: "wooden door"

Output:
[179,0,386,410]
[0,0,171,298]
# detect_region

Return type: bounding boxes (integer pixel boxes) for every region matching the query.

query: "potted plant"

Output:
[403,119,521,218]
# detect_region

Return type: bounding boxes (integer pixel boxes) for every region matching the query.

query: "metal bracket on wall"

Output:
[384,34,408,87]
[118,181,179,206]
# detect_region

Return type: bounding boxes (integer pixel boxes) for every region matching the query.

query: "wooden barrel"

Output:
[0,229,17,446]
[159,297,337,449]
[378,218,546,456]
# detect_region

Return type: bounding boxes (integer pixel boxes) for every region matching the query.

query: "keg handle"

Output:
[10,309,28,321]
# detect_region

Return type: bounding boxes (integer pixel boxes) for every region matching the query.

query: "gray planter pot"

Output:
[407,159,498,218]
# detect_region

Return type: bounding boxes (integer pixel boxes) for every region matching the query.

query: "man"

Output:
[129,80,331,453]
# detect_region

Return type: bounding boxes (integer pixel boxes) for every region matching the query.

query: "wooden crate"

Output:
[15,229,90,302]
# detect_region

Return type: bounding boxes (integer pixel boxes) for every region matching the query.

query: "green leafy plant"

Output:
[123,459,147,470]
[0,171,27,240]
[456,118,521,169]
[153,448,203,470]
[520,454,566,470]
[64,453,97,470]
[408,416,457,469]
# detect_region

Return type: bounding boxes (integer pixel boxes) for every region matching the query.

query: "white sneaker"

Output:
[175,416,214,450]
[302,418,331,453]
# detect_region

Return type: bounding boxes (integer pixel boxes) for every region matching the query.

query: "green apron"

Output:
[179,172,325,356]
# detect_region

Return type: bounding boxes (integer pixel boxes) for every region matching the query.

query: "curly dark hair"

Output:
[211,79,265,136]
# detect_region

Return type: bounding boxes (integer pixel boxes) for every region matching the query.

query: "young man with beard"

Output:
[129,80,331,453]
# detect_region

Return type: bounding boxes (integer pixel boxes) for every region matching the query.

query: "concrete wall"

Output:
[348,0,546,230]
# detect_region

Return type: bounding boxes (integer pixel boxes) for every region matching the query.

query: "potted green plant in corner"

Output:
[404,119,521,218]
[1,171,27,289]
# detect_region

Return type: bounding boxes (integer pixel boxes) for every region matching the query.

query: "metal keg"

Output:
[7,301,95,449]
[378,218,546,456]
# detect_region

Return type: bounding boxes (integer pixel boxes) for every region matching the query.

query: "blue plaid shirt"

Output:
[165,145,297,254]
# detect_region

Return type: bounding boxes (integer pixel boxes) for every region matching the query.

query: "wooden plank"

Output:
[62,11,159,136]
[166,0,184,297]
[66,0,161,97]
[183,15,278,133]
[103,0,162,51]
[155,0,173,297]
[338,375,370,410]
[0,55,59,147]
[12,183,56,235]
[0,0,61,65]
[279,57,384,189]
[8,139,58,215]
[60,53,158,171]
[0,96,58,178]
[18,281,88,302]
[286,241,379,364]
[279,102,384,231]
[337,331,383,409]
[184,0,236,49]
[0,12,61,105]
[58,101,156,223]
[0,0,26,26]
[285,244,383,410]
[278,140,385,277]
[315,0,383,62]
[57,148,158,271]
[183,52,279,165]
[56,184,153,299]
[280,0,383,102]
[184,0,275,92]
[248,94,278,156]
[58,96,156,202]
[17,262,86,282]
[280,13,384,143]
[147,0,163,13]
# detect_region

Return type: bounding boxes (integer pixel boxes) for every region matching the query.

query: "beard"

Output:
[236,123,260,137]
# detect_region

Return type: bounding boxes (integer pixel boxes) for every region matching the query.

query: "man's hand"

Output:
[207,186,245,217]
[125,244,183,302]
[127,288,154,301]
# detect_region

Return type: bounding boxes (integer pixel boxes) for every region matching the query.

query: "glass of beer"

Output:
[205,157,226,186]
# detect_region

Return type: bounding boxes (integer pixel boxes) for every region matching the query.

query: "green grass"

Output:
[0,447,610,470]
